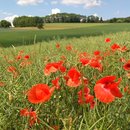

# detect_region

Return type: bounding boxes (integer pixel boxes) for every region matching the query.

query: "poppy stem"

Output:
[36,103,42,112]
[89,116,105,130]
[38,118,55,130]
[78,118,84,130]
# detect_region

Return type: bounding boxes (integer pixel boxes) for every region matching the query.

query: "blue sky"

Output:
[0,0,130,22]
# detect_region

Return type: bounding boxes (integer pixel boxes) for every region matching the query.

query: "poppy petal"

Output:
[94,83,115,103]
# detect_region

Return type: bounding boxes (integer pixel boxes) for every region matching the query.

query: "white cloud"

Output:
[4,15,18,27]
[51,8,61,14]
[51,1,58,5]
[61,0,101,8]
[17,0,43,6]
[93,13,98,17]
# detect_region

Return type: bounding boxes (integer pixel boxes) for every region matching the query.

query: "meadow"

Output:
[0,23,130,47]
[0,28,130,130]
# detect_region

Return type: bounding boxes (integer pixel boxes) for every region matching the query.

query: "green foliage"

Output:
[0,20,11,28]
[44,13,86,23]
[13,16,44,27]
[86,15,100,23]
[37,23,43,29]
[100,17,103,22]
[105,17,130,23]
[44,13,103,23]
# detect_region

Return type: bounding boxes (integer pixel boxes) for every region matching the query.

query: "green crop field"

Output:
[0,23,130,47]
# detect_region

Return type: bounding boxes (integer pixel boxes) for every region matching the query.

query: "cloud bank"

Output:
[61,0,101,8]
[51,8,61,14]
[17,0,43,6]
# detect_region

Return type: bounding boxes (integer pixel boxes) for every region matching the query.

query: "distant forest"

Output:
[44,13,103,23]
[0,13,130,28]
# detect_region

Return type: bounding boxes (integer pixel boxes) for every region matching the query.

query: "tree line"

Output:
[0,16,43,29]
[0,13,130,28]
[105,17,130,23]
[0,14,103,28]
[44,13,103,23]
[44,13,86,23]
[13,16,43,28]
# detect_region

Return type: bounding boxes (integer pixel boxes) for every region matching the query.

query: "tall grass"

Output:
[0,32,130,130]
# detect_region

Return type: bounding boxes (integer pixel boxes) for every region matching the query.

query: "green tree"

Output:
[0,20,11,28]
[37,23,43,29]
[13,16,44,27]
[87,15,100,23]
[125,17,130,22]
[100,17,103,22]
[109,18,117,23]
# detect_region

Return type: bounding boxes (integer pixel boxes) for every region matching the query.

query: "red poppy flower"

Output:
[79,52,87,58]
[24,55,30,60]
[66,45,72,51]
[60,55,66,61]
[105,38,111,43]
[0,82,5,87]
[119,46,128,52]
[44,61,66,76]
[65,68,81,87]
[18,50,24,55]
[94,76,122,103]
[94,50,100,56]
[83,77,89,87]
[89,59,103,72]
[59,65,66,73]
[20,108,29,116]
[7,66,18,78]
[27,84,55,104]
[29,111,38,127]
[44,63,58,76]
[52,77,60,89]
[20,61,32,67]
[66,78,80,87]
[123,60,130,71]
[16,55,22,60]
[78,87,95,109]
[80,58,90,66]
[111,43,120,51]
[7,66,16,73]
[124,86,130,94]
[20,108,39,127]
[56,43,60,48]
